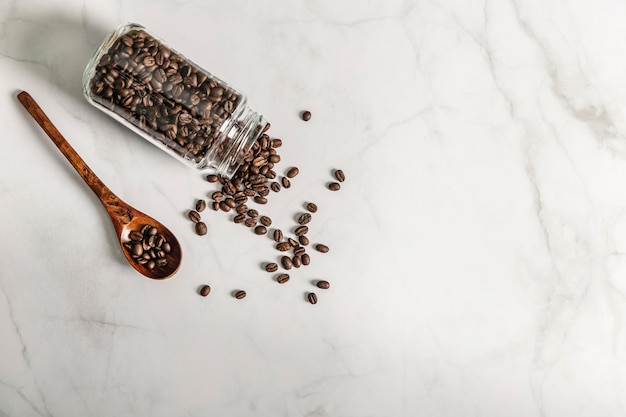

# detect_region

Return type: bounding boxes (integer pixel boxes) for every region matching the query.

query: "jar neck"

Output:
[204,107,267,179]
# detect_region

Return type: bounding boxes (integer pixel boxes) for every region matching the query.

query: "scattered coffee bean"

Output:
[247,209,259,218]
[260,216,272,227]
[254,225,267,235]
[270,181,281,192]
[294,246,306,256]
[233,214,246,223]
[265,263,278,272]
[316,280,329,289]
[315,244,329,253]
[297,213,311,225]
[195,221,208,236]
[212,191,224,201]
[306,202,318,213]
[244,218,257,227]
[302,253,310,265]
[328,182,341,191]
[235,290,247,299]
[295,226,309,236]
[276,242,291,251]
[225,197,236,208]
[276,274,290,284]
[281,177,291,188]
[206,174,219,183]
[199,285,211,296]
[307,292,318,304]
[334,169,345,182]
[301,110,312,121]
[188,210,201,223]
[219,201,231,212]
[195,199,206,212]
[292,255,302,268]
[281,256,293,270]
[254,196,268,205]
[286,167,299,178]
[235,204,247,214]
[211,201,220,211]
[298,235,309,246]
[288,238,299,247]
[273,229,283,242]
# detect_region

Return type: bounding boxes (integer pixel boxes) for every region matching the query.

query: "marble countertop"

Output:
[2,0,626,416]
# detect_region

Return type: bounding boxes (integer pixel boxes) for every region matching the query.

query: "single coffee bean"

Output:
[315,244,329,253]
[235,290,247,299]
[271,138,282,148]
[235,204,248,214]
[131,243,143,257]
[247,209,259,218]
[188,210,201,223]
[301,253,310,265]
[276,242,291,251]
[211,191,224,201]
[244,218,257,227]
[147,260,156,270]
[307,292,318,304]
[301,110,312,121]
[316,280,329,289]
[156,258,168,267]
[276,274,290,284]
[211,201,220,211]
[306,202,318,213]
[281,256,293,270]
[286,167,299,178]
[298,213,312,225]
[265,263,278,272]
[273,229,283,242]
[162,242,171,253]
[129,231,143,241]
[199,285,211,296]
[254,225,267,235]
[288,238,299,247]
[195,222,208,236]
[225,197,236,208]
[147,227,158,236]
[295,226,309,236]
[299,235,309,246]
[206,174,219,182]
[140,224,151,234]
[270,181,281,192]
[334,169,345,182]
[292,255,302,268]
[294,246,306,256]
[328,182,341,191]
[281,177,291,188]
[260,216,272,227]
[254,196,268,205]
[195,199,206,212]
[233,214,246,223]
[219,201,231,212]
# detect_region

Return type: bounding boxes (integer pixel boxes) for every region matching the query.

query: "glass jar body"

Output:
[83,23,266,178]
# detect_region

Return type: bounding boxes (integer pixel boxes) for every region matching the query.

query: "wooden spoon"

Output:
[17,91,182,279]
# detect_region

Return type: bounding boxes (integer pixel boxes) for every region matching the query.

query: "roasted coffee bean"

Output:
[211,191,224,201]
[235,204,248,214]
[286,167,299,178]
[199,285,211,296]
[147,227,158,236]
[276,242,291,251]
[244,218,257,227]
[298,213,311,225]
[276,274,290,284]
[306,202,318,213]
[206,174,218,182]
[268,154,281,164]
[247,209,259,218]
[260,216,272,227]
[316,280,329,289]
[225,197,236,208]
[188,210,201,223]
[298,235,309,246]
[129,231,143,241]
[195,199,206,212]
[234,214,246,223]
[195,221,208,236]
[292,255,302,268]
[219,201,231,212]
[307,292,318,304]
[254,196,267,205]
[281,256,293,270]
[295,226,309,236]
[147,260,156,270]
[301,110,312,121]
[328,182,341,191]
[254,225,267,235]
[334,169,345,182]
[270,182,281,192]
[315,244,329,253]
[162,242,171,253]
[281,177,291,188]
[131,243,143,257]
[288,238,299,247]
[273,229,283,242]
[156,258,168,267]
[234,290,247,299]
[211,201,220,211]
[294,246,306,256]
[301,253,310,265]
[265,263,278,272]
[271,138,282,148]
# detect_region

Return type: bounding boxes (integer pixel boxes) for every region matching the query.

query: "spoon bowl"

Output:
[18,91,182,280]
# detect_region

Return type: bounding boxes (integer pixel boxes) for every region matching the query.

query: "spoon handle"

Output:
[17,91,131,228]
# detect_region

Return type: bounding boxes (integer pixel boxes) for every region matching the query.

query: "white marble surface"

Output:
[2,0,626,415]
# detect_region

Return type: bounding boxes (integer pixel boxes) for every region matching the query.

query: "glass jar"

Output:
[82,23,267,178]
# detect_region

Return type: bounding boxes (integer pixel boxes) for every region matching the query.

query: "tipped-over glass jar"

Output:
[83,23,267,178]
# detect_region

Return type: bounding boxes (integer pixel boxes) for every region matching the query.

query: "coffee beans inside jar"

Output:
[84,23,267,178]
